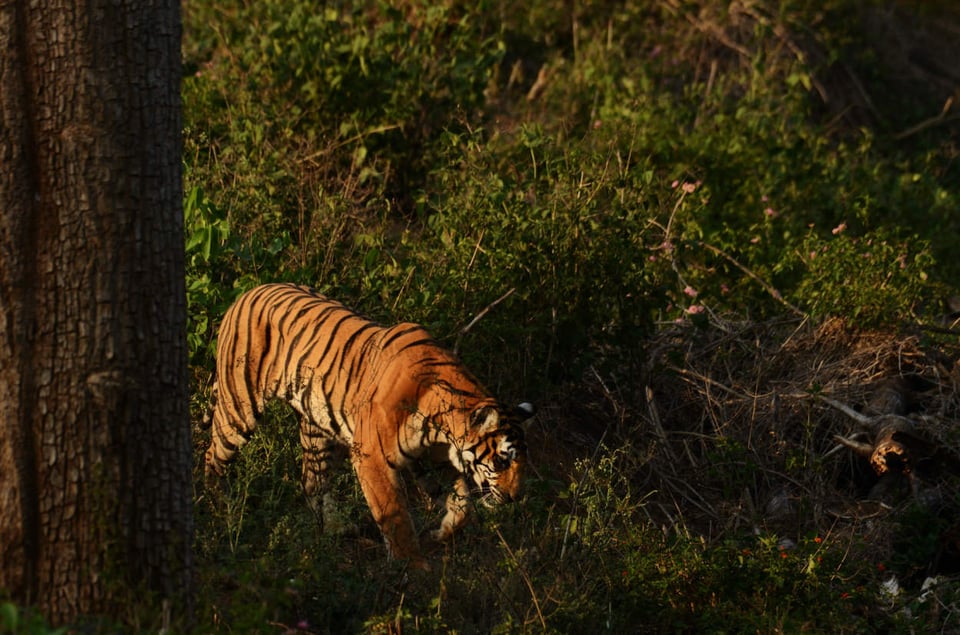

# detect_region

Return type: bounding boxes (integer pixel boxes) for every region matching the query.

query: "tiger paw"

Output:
[408,556,431,572]
[429,527,449,543]
[201,467,228,504]
[321,494,357,535]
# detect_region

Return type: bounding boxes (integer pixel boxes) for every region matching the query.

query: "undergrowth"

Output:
[180,0,960,632]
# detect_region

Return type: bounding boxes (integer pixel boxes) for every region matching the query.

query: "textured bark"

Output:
[0,0,191,625]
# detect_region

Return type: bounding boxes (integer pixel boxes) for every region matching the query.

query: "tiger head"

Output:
[458,402,535,504]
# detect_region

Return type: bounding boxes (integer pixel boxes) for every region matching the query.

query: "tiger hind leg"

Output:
[201,387,259,512]
[203,391,254,482]
[299,419,352,534]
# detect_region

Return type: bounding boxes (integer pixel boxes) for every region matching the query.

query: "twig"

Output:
[453,288,515,354]
[493,525,546,631]
[895,97,957,139]
[645,385,680,465]
[837,61,881,121]
[660,473,718,519]
[526,65,550,102]
[912,322,960,337]
[697,240,805,316]
[590,365,627,436]
[666,364,756,401]
[815,394,875,427]
[299,123,403,163]
[394,592,405,633]
[681,9,752,59]
[559,424,610,563]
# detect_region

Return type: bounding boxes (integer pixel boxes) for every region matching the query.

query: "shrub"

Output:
[183,0,960,631]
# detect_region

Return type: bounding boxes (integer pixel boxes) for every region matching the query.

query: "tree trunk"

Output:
[0,0,191,626]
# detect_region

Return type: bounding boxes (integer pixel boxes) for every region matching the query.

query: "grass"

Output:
[180,0,960,632]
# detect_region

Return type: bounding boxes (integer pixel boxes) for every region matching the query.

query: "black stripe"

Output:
[315,313,358,380]
[298,366,342,437]
[431,379,483,399]
[254,318,273,396]
[289,304,344,389]
[395,337,438,353]
[417,359,462,369]
[340,321,378,359]
[380,324,426,349]
[322,395,343,438]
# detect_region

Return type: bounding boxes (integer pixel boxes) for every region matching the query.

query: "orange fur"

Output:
[203,283,533,567]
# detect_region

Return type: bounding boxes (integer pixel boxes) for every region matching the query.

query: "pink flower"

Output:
[750,236,760,244]
[297,620,310,630]
[681,181,698,193]
[832,222,847,235]
[683,286,698,298]
[764,207,777,218]
[685,304,704,315]
[720,284,729,295]
[671,180,680,189]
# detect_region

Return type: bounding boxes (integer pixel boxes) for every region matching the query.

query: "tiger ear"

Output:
[514,402,535,430]
[471,407,500,434]
[514,402,535,419]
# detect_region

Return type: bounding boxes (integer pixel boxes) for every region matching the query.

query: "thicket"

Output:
[178,0,960,632]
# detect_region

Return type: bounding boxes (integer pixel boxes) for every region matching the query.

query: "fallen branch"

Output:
[818,392,960,495]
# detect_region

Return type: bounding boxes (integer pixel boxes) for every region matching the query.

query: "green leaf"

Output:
[0,603,18,630]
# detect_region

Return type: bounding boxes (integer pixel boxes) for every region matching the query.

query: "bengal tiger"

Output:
[203,282,534,569]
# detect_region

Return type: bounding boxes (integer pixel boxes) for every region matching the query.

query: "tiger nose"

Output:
[495,474,522,502]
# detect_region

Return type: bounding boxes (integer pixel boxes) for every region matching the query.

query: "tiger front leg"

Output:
[431,476,472,543]
[351,450,428,570]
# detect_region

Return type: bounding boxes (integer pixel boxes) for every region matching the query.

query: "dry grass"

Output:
[537,316,960,579]
[651,0,960,136]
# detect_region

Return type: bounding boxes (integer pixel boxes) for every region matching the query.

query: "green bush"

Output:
[0,603,66,635]
[792,225,937,324]
[183,0,960,631]
[183,0,955,366]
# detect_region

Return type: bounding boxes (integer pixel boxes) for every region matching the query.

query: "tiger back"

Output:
[203,283,534,568]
